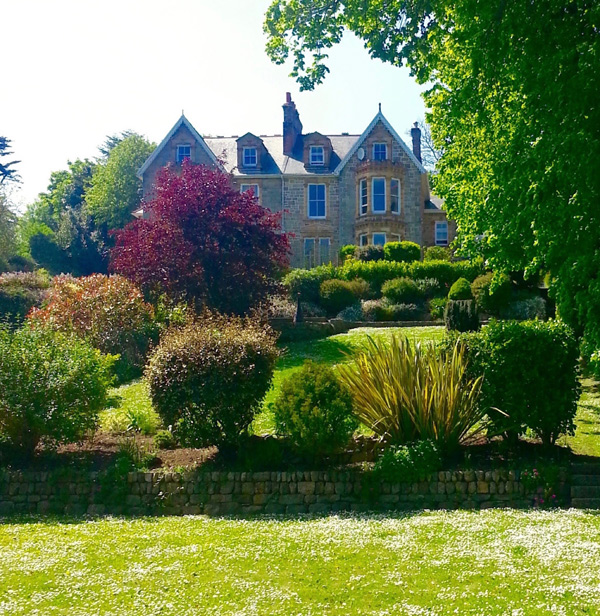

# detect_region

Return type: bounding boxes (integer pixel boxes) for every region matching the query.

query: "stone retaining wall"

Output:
[0,468,562,517]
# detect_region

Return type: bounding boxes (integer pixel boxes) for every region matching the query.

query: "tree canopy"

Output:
[0,137,20,184]
[85,133,155,229]
[265,0,600,346]
[110,162,290,314]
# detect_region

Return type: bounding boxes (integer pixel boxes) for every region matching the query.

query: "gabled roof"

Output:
[334,110,427,175]
[137,114,221,179]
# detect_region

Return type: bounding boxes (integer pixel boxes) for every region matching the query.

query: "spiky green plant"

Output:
[337,336,484,452]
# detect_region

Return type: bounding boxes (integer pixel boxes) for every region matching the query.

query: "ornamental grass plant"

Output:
[337,335,484,452]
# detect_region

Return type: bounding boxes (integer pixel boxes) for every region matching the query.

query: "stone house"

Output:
[137,94,455,267]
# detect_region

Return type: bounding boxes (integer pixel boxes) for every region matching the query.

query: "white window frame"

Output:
[310,146,325,166]
[372,177,386,213]
[304,238,316,268]
[435,221,449,246]
[359,178,368,216]
[373,232,386,246]
[307,184,327,219]
[318,237,331,265]
[373,143,387,161]
[176,144,191,163]
[391,178,401,214]
[240,184,260,198]
[391,234,401,243]
[243,147,257,167]
[359,234,368,247]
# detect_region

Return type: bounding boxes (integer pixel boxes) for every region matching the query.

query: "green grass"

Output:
[2,510,600,615]
[559,377,600,457]
[99,379,161,435]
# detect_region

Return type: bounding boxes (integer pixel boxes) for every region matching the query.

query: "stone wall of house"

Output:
[0,468,564,517]
[422,212,458,248]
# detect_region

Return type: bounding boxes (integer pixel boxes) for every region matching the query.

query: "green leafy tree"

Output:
[0,192,17,269]
[264,0,600,347]
[86,133,155,229]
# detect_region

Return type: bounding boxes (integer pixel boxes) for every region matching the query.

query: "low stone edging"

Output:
[0,468,565,517]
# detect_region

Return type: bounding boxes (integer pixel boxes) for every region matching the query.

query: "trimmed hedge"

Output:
[445,320,580,446]
[381,277,424,304]
[471,272,512,314]
[448,278,473,300]
[383,241,421,263]
[319,279,357,316]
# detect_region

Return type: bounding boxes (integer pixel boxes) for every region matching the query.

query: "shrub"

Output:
[319,279,357,316]
[340,260,411,294]
[338,336,484,452]
[385,303,422,321]
[146,313,278,449]
[336,303,363,321]
[154,429,177,450]
[355,245,385,262]
[0,325,115,456]
[339,245,356,262]
[373,440,441,483]
[381,277,424,304]
[444,300,479,332]
[300,302,327,317]
[504,297,546,320]
[29,274,156,382]
[0,270,50,325]
[428,297,447,320]
[471,272,512,314]
[416,277,447,299]
[347,277,372,300]
[271,360,357,459]
[447,320,580,446]
[448,277,473,300]
[263,295,297,319]
[383,241,421,263]
[361,299,386,321]
[283,264,337,303]
[423,246,452,261]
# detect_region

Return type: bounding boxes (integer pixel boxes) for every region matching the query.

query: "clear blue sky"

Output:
[3,0,427,208]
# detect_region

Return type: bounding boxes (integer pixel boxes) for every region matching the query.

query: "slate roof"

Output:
[424,195,445,211]
[204,135,360,176]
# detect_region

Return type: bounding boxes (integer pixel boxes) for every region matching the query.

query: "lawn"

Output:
[1,509,600,615]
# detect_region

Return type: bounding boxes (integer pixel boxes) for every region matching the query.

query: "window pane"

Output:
[360,179,367,215]
[177,145,191,163]
[308,184,326,218]
[244,148,257,166]
[373,143,387,161]
[373,233,386,246]
[319,238,330,264]
[359,234,368,247]
[304,239,315,268]
[372,178,386,212]
[310,146,324,165]
[391,178,400,213]
[435,222,449,246]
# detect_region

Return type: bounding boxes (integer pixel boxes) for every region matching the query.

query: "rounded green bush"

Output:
[0,325,115,456]
[339,245,357,262]
[355,245,385,262]
[471,272,512,314]
[381,277,424,304]
[423,246,452,262]
[146,314,278,449]
[448,278,473,300]
[383,241,421,263]
[319,279,357,316]
[272,360,357,459]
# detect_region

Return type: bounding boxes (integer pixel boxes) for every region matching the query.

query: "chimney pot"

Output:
[410,122,422,164]
[282,93,303,156]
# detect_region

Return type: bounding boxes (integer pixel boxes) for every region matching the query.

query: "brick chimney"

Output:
[410,121,422,163]
[283,92,303,156]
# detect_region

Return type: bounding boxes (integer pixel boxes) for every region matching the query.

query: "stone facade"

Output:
[0,468,568,517]
[137,96,456,268]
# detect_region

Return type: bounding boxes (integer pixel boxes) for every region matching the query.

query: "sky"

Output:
[2,0,427,210]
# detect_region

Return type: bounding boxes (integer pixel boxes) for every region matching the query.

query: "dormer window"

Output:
[310,146,324,166]
[243,147,257,167]
[176,144,191,163]
[373,143,387,161]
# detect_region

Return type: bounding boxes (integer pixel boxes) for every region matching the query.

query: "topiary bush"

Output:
[355,245,385,262]
[29,274,157,383]
[283,264,337,303]
[381,277,424,304]
[383,241,421,263]
[444,299,479,332]
[445,320,580,446]
[319,279,357,316]
[471,272,512,314]
[271,360,357,460]
[448,277,473,300]
[146,313,278,449]
[0,325,115,456]
[339,245,357,262]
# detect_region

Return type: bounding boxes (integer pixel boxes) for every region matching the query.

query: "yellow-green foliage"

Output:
[338,336,484,452]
